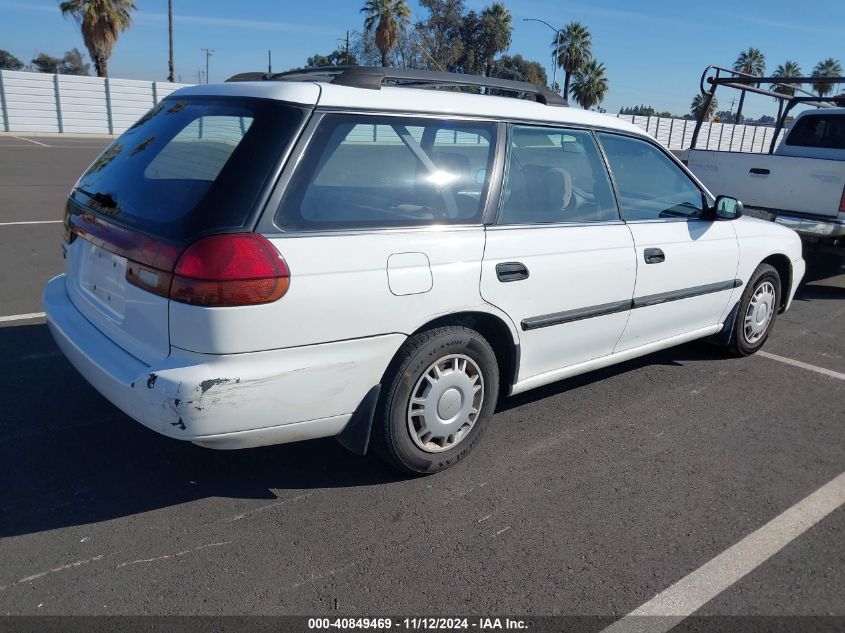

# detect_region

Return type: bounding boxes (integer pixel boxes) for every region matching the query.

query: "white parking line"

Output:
[0,312,46,323]
[11,136,50,147]
[757,351,845,381]
[0,220,63,227]
[601,470,845,633]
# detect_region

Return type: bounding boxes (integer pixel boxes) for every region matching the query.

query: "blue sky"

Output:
[1,0,842,117]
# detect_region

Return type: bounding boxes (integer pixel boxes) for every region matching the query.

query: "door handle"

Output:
[496,262,529,282]
[644,248,665,264]
[749,168,770,175]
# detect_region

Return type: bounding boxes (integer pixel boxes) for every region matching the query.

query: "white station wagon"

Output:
[45,67,805,473]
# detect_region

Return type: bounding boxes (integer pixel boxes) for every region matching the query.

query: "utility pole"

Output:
[268,50,272,74]
[345,30,350,65]
[196,69,204,84]
[336,32,352,65]
[201,48,214,84]
[167,0,174,82]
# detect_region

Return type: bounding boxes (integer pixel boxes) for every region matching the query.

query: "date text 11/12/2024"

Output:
[307,617,530,630]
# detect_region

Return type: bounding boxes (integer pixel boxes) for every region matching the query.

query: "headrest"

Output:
[539,167,572,212]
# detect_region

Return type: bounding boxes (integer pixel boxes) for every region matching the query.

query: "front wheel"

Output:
[371,326,499,474]
[729,263,781,357]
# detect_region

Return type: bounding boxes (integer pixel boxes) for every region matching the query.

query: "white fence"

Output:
[0,70,786,152]
[615,114,785,153]
[0,70,190,134]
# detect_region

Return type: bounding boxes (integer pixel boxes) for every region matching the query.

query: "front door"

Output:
[480,125,637,384]
[595,132,740,351]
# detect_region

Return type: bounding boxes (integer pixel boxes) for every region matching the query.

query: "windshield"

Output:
[69,96,307,241]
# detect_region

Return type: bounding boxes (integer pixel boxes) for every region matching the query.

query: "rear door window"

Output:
[786,115,845,149]
[275,114,497,230]
[499,125,619,224]
[70,97,306,241]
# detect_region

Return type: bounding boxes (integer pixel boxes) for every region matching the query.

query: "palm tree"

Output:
[811,58,843,98]
[552,21,591,99]
[690,93,718,120]
[59,0,137,78]
[570,60,608,110]
[732,47,766,124]
[479,3,512,77]
[771,60,801,122]
[361,0,411,68]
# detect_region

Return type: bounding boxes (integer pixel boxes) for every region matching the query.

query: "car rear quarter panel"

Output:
[167,227,519,355]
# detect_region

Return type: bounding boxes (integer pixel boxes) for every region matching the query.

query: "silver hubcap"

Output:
[407,354,484,453]
[744,280,776,344]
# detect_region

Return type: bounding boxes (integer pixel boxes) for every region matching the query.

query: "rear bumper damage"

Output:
[44,275,402,449]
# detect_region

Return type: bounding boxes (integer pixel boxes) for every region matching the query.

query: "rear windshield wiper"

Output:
[75,187,119,210]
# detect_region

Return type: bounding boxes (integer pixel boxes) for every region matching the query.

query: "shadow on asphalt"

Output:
[497,340,729,413]
[794,279,845,302]
[0,323,406,539]
[2,275,841,538]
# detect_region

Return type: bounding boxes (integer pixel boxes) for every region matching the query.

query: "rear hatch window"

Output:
[62,96,306,365]
[69,96,307,241]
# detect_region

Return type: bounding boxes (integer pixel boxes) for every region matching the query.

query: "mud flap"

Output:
[336,385,381,456]
[705,300,740,346]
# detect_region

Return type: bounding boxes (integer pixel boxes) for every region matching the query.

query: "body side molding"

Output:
[520,279,743,331]
[521,300,631,331]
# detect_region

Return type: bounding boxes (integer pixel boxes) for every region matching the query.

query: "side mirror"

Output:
[712,195,743,220]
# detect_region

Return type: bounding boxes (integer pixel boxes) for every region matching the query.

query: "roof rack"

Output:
[226,66,568,107]
[691,64,845,153]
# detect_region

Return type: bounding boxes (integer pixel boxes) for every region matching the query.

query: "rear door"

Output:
[480,125,636,383]
[63,97,307,364]
[598,132,740,351]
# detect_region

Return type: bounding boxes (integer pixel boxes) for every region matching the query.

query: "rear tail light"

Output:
[171,233,290,307]
[839,183,845,214]
[63,209,78,245]
[68,214,289,307]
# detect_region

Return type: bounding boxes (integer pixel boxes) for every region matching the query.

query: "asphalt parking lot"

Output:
[0,134,843,626]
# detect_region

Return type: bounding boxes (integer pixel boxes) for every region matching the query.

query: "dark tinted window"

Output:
[276,114,496,230]
[499,126,619,224]
[786,115,845,149]
[69,97,306,241]
[598,133,705,220]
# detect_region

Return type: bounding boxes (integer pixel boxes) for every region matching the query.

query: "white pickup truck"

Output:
[685,108,845,274]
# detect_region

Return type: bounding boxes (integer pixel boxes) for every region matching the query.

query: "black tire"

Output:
[371,326,499,475]
[728,263,781,357]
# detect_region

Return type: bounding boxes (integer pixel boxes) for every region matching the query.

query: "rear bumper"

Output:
[44,275,403,449]
[775,215,845,238]
[745,208,845,238]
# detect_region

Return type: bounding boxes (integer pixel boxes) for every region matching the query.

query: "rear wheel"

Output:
[371,326,499,474]
[729,263,781,357]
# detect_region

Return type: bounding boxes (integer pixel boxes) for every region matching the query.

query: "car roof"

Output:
[172,80,646,136]
[794,107,845,118]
